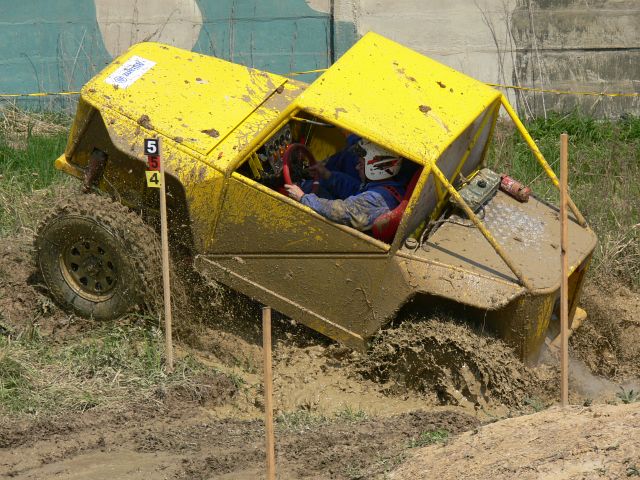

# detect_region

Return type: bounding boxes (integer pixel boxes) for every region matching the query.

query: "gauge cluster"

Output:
[258,124,293,176]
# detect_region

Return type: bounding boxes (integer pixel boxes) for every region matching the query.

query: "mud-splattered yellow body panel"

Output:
[82,42,288,157]
[297,32,501,166]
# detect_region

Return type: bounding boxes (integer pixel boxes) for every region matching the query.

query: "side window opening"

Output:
[234,113,421,244]
[235,113,345,189]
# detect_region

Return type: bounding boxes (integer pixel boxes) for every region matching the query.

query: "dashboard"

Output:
[256,124,293,177]
[238,116,342,190]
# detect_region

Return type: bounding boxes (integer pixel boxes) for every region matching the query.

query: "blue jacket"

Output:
[322,134,361,181]
[299,135,417,230]
[301,172,406,230]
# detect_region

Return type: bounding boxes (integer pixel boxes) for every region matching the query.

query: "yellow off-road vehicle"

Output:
[35,32,596,365]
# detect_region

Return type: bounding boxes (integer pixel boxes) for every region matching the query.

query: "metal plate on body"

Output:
[422,190,597,291]
[455,168,501,212]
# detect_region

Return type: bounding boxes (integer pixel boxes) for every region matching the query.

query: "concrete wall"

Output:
[0,0,637,116]
[511,0,640,117]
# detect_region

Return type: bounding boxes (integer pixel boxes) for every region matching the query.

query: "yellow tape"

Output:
[487,83,638,98]
[285,68,328,76]
[0,91,80,98]
[0,80,637,98]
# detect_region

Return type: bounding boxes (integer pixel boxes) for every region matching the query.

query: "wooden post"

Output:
[158,142,174,373]
[263,306,276,480]
[144,138,174,373]
[560,133,569,407]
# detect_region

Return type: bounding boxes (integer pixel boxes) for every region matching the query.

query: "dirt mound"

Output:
[0,236,69,334]
[355,318,534,409]
[391,402,640,480]
[571,283,640,380]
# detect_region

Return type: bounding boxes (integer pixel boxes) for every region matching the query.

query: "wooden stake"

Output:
[263,306,276,480]
[560,133,569,407]
[159,145,174,373]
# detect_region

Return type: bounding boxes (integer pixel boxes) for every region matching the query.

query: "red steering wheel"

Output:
[282,143,319,194]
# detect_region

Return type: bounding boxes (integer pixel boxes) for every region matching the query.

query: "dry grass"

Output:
[0,103,69,150]
[0,320,209,415]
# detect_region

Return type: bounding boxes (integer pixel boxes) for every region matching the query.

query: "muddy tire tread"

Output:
[34,193,163,318]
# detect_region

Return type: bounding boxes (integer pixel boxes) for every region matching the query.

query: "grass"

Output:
[616,387,639,404]
[0,319,208,415]
[0,132,67,188]
[523,396,547,412]
[488,111,640,288]
[276,405,368,432]
[0,116,70,236]
[408,429,449,448]
[276,409,328,431]
[335,405,368,422]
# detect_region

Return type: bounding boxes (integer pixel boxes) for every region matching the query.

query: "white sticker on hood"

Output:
[105,55,156,89]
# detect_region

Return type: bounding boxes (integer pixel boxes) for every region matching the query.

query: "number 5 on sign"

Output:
[146,170,161,188]
[144,138,160,156]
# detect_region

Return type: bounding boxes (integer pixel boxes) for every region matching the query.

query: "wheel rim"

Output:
[59,237,118,302]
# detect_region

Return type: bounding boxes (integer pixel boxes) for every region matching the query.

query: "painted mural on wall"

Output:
[0,0,356,103]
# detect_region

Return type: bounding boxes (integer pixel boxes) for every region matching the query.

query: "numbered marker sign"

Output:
[144,138,160,156]
[145,170,161,188]
[147,156,160,170]
[144,138,161,188]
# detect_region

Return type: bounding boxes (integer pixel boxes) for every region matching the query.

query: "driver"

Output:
[284,139,407,231]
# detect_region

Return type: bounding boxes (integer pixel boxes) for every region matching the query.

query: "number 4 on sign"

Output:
[146,170,161,188]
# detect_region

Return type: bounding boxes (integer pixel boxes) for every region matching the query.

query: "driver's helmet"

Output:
[353,139,403,181]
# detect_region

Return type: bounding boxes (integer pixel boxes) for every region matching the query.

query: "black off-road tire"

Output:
[34,193,162,320]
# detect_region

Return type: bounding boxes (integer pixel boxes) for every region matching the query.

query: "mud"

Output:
[1,187,640,478]
[0,395,478,479]
[570,283,640,380]
[0,237,63,334]
[355,318,534,409]
[392,402,640,480]
[165,371,240,408]
[137,114,153,130]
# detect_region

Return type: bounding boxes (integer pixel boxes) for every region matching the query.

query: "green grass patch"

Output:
[276,409,328,431]
[277,406,369,432]
[488,112,640,288]
[616,387,639,404]
[408,429,449,448]
[523,396,547,412]
[0,124,70,236]
[0,132,68,190]
[0,354,34,411]
[61,325,165,385]
[335,405,368,422]
[0,321,206,415]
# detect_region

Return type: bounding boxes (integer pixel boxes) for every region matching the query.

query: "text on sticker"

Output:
[105,56,156,89]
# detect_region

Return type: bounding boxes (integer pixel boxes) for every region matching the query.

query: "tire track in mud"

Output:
[354,318,536,408]
[0,399,479,479]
